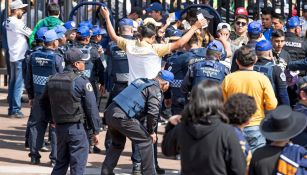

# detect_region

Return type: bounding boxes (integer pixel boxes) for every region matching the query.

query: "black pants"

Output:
[101,103,156,175]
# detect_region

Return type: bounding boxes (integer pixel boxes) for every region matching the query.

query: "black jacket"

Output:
[162,117,246,175]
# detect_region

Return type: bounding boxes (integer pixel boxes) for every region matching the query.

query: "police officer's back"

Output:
[254,40,290,105]
[181,40,229,97]
[284,16,307,64]
[101,70,174,175]
[40,48,101,175]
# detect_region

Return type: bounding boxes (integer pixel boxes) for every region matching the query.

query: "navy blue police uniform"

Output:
[181,40,229,97]
[254,40,290,105]
[25,29,65,164]
[40,48,101,175]
[167,48,205,115]
[101,71,174,175]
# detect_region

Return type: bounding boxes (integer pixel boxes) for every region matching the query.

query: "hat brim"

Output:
[260,111,307,141]
[11,4,28,10]
[204,14,214,19]
[168,36,181,41]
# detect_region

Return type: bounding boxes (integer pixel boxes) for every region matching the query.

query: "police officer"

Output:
[284,16,307,74]
[181,40,229,97]
[24,26,47,149]
[40,48,101,175]
[100,70,174,175]
[166,33,205,115]
[63,21,77,46]
[54,25,67,56]
[75,25,101,97]
[271,29,291,69]
[25,29,64,165]
[254,40,290,105]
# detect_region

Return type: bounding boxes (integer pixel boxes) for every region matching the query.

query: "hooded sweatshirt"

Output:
[162,117,246,175]
[29,16,63,47]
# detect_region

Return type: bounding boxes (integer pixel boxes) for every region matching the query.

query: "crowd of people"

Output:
[3,0,307,174]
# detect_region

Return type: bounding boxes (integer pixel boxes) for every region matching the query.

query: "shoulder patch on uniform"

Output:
[86,83,93,91]
[280,72,286,81]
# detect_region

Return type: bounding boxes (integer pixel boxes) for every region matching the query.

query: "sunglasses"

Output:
[236,21,247,26]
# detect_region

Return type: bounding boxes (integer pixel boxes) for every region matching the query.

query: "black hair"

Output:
[138,23,156,38]
[271,29,285,38]
[130,7,143,17]
[182,80,228,124]
[236,45,257,67]
[47,3,60,16]
[272,13,284,23]
[261,7,273,16]
[224,93,257,125]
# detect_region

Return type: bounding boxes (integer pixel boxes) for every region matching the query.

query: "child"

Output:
[249,105,307,175]
[224,93,257,165]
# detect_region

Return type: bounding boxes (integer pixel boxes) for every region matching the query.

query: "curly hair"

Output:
[224,93,257,125]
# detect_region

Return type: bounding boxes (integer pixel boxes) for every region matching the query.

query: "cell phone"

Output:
[197,13,208,28]
[182,20,191,30]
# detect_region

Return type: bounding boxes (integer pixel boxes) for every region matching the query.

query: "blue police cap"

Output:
[92,25,107,36]
[65,47,88,64]
[287,16,302,29]
[165,29,183,40]
[207,40,224,52]
[43,29,59,43]
[118,18,134,27]
[146,2,163,12]
[248,21,262,35]
[54,25,67,39]
[77,26,92,37]
[64,21,77,30]
[158,70,174,82]
[35,27,48,42]
[256,40,273,51]
[79,20,93,29]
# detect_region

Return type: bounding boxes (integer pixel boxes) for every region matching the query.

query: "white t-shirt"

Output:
[5,16,32,62]
[117,37,171,83]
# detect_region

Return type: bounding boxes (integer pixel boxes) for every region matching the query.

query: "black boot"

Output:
[132,163,142,175]
[155,165,165,174]
[30,157,40,165]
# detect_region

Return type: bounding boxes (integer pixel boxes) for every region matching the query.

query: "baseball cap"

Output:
[35,27,48,42]
[165,29,183,41]
[298,76,307,90]
[92,25,107,36]
[118,18,134,27]
[77,26,92,37]
[43,29,59,43]
[143,17,162,27]
[207,40,224,53]
[65,48,88,64]
[198,9,214,19]
[235,7,248,16]
[54,25,67,39]
[146,2,163,12]
[248,21,262,35]
[79,21,93,29]
[10,0,28,10]
[158,70,174,82]
[287,16,302,29]
[256,40,273,51]
[216,23,231,32]
[64,21,77,30]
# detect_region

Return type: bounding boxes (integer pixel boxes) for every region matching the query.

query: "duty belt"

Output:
[170,79,183,88]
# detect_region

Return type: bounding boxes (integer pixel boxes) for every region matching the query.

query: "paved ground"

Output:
[0,85,180,175]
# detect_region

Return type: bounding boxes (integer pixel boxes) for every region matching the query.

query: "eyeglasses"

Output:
[235,21,247,26]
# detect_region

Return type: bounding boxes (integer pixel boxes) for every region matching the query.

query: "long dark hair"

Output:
[182,80,228,124]
[138,23,156,38]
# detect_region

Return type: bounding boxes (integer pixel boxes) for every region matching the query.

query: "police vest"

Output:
[47,71,85,124]
[254,62,275,91]
[109,41,129,83]
[113,78,155,118]
[31,50,57,95]
[77,45,93,78]
[284,36,305,61]
[191,60,226,86]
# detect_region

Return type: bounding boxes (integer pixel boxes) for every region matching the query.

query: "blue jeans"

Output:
[8,60,24,115]
[243,126,266,152]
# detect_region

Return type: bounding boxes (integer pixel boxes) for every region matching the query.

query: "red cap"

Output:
[235,7,248,16]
